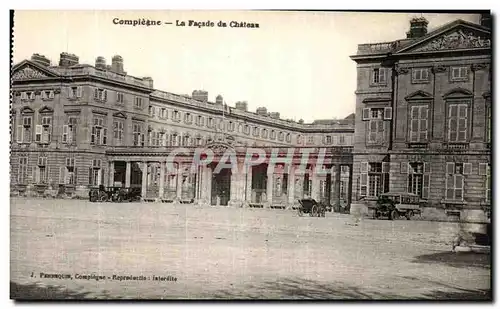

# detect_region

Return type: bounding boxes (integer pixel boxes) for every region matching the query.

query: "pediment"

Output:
[11,60,59,81]
[39,106,54,113]
[405,90,433,101]
[397,21,491,54]
[362,97,392,104]
[443,88,473,99]
[112,111,127,119]
[20,106,34,114]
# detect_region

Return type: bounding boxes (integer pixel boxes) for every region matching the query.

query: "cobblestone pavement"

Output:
[10,198,491,300]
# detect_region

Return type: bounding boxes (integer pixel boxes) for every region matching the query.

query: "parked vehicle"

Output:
[297,198,326,217]
[88,185,108,202]
[374,192,421,220]
[89,186,142,203]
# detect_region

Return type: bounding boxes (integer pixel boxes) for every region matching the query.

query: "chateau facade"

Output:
[350,15,491,222]
[10,54,354,208]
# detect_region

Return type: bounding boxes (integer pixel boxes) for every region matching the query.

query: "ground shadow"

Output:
[10,281,114,300]
[412,251,491,269]
[202,277,492,300]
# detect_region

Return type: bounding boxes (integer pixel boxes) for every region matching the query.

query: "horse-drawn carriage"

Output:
[297,198,327,217]
[89,185,142,203]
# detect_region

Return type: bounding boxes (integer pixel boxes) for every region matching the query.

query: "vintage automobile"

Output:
[89,186,142,203]
[88,185,108,202]
[374,192,422,220]
[297,198,327,217]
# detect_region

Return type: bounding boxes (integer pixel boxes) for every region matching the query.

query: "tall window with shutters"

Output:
[445,162,471,201]
[34,156,48,184]
[360,162,389,197]
[60,158,76,185]
[91,117,107,146]
[479,163,491,203]
[62,117,77,144]
[409,105,429,143]
[18,157,28,184]
[405,162,431,199]
[35,115,52,144]
[448,101,468,143]
[17,115,33,143]
[362,107,392,145]
[89,159,104,186]
[132,123,145,146]
[371,68,387,85]
[113,119,124,146]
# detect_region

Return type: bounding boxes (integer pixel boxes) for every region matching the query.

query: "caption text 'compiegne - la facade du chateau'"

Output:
[10,15,491,223]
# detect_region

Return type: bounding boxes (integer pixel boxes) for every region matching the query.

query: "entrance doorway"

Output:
[211,169,231,206]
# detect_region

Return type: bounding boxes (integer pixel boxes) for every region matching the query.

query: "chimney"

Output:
[111,55,125,74]
[406,17,429,39]
[215,95,223,105]
[256,107,268,116]
[235,101,248,111]
[480,13,492,28]
[95,56,106,70]
[270,112,280,119]
[31,54,51,66]
[143,77,154,88]
[59,52,79,67]
[192,90,208,102]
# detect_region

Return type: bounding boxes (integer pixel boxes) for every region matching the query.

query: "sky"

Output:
[13,11,480,123]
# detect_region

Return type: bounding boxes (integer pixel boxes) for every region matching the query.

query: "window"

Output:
[286,133,291,143]
[368,118,384,144]
[244,125,250,135]
[135,97,143,109]
[208,117,214,128]
[409,105,429,143]
[253,127,259,137]
[486,104,491,144]
[17,157,28,184]
[36,116,52,143]
[69,86,82,99]
[116,92,125,104]
[479,163,491,202]
[93,88,108,102]
[448,102,468,142]
[21,91,35,101]
[149,106,156,117]
[228,121,235,131]
[273,174,288,197]
[307,136,314,144]
[41,90,55,100]
[325,135,332,145]
[35,156,48,184]
[16,116,32,143]
[113,119,124,146]
[170,133,178,146]
[196,136,203,146]
[360,162,389,197]
[262,129,268,138]
[362,107,392,121]
[451,66,468,81]
[62,117,78,144]
[372,68,387,84]
[196,115,204,126]
[160,108,167,119]
[133,123,145,146]
[270,130,276,139]
[278,132,284,141]
[91,117,107,146]
[182,135,190,146]
[59,158,77,185]
[412,68,430,83]
[339,135,346,144]
[184,113,193,124]
[406,162,431,199]
[88,159,103,187]
[297,135,303,144]
[445,162,471,200]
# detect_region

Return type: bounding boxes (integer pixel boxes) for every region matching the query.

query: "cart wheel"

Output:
[310,205,317,217]
[298,208,303,217]
[406,211,413,220]
[117,195,123,203]
[390,210,399,220]
[99,194,107,202]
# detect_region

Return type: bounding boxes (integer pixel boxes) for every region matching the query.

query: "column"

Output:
[141,161,148,200]
[176,163,182,200]
[159,161,165,200]
[325,168,332,206]
[245,165,252,204]
[266,164,273,207]
[347,164,353,206]
[125,161,131,188]
[108,161,115,187]
[334,164,341,209]
[287,164,296,208]
[311,164,319,200]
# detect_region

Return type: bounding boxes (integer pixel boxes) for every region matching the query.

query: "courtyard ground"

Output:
[10,198,491,300]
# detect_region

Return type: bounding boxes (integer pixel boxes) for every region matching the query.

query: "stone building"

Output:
[350,15,491,222]
[10,53,355,209]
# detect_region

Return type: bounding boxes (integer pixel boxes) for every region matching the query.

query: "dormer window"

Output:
[20,91,35,101]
